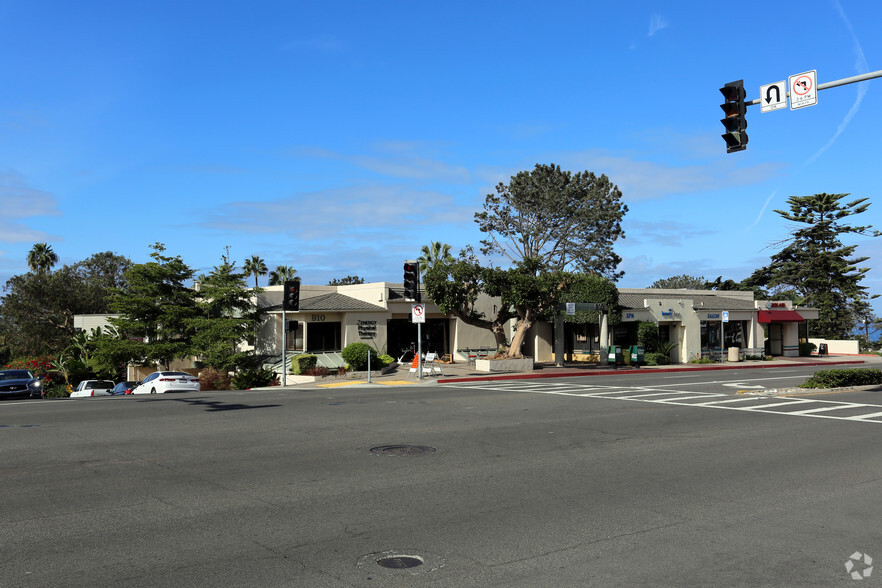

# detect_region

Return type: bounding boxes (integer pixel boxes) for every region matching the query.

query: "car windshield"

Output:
[0,370,33,381]
[163,372,191,377]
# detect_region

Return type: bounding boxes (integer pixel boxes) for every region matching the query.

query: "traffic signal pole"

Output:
[722,69,881,153]
[745,69,882,106]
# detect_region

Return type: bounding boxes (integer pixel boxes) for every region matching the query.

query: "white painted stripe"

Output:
[787,404,865,415]
[695,397,782,405]
[850,411,882,420]
[655,395,726,402]
[740,400,814,409]
[618,391,712,399]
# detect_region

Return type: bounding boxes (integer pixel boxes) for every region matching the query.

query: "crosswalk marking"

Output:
[445,381,882,424]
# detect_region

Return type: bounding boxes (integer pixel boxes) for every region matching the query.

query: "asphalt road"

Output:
[2,368,881,586]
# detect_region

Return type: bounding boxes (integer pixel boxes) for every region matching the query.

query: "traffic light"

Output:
[283,279,301,311]
[403,260,420,301]
[720,80,748,153]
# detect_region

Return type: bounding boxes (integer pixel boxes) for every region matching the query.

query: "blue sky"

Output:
[2,1,881,301]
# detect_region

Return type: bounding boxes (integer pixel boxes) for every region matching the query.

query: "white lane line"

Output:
[787,404,866,415]
[695,397,787,405]
[641,375,813,388]
[615,391,713,399]
[851,411,882,421]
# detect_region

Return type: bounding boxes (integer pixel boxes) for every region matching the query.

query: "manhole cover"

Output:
[376,555,424,569]
[370,444,436,456]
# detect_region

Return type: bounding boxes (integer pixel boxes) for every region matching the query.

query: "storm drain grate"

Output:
[376,555,424,569]
[370,444,436,456]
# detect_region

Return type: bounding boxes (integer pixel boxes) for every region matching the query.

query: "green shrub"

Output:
[689,358,714,364]
[637,322,659,352]
[800,368,882,389]
[799,342,817,357]
[644,352,670,366]
[341,343,378,371]
[200,367,232,391]
[377,354,395,368]
[42,382,69,398]
[290,354,317,375]
[231,367,277,390]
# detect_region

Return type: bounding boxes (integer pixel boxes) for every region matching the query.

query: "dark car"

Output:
[111,381,139,395]
[0,369,44,399]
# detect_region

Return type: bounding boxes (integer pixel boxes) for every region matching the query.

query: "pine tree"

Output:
[747,193,880,339]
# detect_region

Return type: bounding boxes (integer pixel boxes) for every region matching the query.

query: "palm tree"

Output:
[27,242,59,273]
[243,255,268,289]
[268,265,297,286]
[418,241,453,273]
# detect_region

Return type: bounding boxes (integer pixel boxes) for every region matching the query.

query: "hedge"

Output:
[799,368,882,389]
[290,354,317,375]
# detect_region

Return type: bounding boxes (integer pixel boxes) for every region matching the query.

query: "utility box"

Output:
[629,345,645,367]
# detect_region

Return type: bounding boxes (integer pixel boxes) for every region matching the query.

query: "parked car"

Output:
[70,380,115,398]
[131,372,200,395]
[111,381,139,395]
[0,369,44,399]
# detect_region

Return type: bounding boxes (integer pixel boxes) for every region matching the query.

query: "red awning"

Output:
[757,310,806,323]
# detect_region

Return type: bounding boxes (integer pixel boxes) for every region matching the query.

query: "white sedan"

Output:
[131,371,201,394]
[70,380,115,398]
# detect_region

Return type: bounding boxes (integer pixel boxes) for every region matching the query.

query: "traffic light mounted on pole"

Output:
[720,80,748,153]
[283,278,301,311]
[403,260,420,302]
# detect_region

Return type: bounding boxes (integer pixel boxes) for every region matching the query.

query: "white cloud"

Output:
[0,171,61,245]
[548,149,782,201]
[291,143,472,184]
[648,14,668,37]
[200,184,475,242]
[0,171,60,218]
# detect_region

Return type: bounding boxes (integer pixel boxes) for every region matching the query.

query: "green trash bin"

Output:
[607,345,623,369]
[629,345,645,368]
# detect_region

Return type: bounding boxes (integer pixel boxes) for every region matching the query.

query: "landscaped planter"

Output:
[474,357,534,373]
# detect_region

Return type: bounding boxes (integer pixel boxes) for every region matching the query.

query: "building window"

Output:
[307,321,341,352]
[286,321,303,351]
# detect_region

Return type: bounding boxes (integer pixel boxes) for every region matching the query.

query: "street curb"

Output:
[434,359,867,385]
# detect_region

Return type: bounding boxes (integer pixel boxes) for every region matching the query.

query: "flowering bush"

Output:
[4,356,62,385]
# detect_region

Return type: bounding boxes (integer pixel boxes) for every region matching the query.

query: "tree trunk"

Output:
[505,311,534,358]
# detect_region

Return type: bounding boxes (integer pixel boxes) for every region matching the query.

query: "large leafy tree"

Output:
[27,242,59,273]
[109,243,199,370]
[191,251,264,372]
[649,274,707,289]
[424,247,515,350]
[0,252,130,357]
[476,163,628,279]
[469,164,627,356]
[424,249,619,356]
[746,193,879,339]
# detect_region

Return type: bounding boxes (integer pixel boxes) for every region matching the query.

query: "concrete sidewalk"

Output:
[290,354,880,389]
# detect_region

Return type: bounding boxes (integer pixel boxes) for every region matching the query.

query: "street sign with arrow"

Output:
[760,81,787,112]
